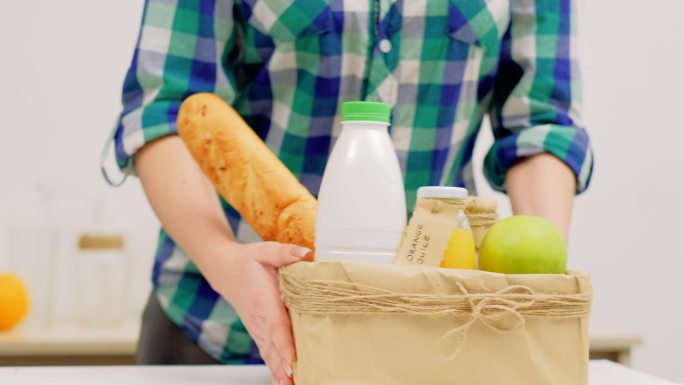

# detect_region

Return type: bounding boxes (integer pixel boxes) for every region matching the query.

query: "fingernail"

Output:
[285,366,293,378]
[292,247,311,259]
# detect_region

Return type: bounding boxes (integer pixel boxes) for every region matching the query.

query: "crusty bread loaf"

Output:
[177,93,316,250]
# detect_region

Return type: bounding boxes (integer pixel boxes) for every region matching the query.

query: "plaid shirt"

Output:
[110,0,593,363]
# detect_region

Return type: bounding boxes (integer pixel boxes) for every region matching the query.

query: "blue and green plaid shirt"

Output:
[109,0,593,363]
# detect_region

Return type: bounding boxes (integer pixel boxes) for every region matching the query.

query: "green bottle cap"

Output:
[341,101,391,123]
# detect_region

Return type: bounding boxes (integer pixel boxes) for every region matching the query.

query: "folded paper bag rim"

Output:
[279,261,592,315]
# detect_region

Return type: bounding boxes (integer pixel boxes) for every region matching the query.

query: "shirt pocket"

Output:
[241,0,333,41]
[448,0,510,48]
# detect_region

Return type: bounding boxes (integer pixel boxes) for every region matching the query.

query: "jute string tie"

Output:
[428,200,498,227]
[463,212,498,227]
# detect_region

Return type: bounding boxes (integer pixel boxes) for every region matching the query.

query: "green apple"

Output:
[479,215,567,274]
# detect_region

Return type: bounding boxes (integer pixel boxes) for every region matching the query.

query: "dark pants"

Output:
[137,292,218,365]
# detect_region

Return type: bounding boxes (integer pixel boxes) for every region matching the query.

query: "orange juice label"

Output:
[396,198,461,267]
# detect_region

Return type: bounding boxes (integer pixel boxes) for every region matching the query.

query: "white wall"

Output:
[578,1,684,381]
[1,0,683,381]
[0,0,157,322]
[474,0,684,381]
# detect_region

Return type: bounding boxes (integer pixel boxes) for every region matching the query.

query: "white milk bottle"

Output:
[315,101,407,264]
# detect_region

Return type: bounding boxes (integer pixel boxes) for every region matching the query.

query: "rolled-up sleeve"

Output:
[484,0,593,193]
[113,0,237,172]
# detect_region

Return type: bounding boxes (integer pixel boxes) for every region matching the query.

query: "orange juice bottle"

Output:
[440,209,477,270]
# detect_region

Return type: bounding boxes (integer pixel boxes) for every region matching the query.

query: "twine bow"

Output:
[435,283,535,359]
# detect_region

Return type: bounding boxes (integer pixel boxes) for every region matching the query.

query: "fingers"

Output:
[234,242,302,384]
[256,318,295,385]
[259,293,296,385]
[267,341,295,385]
[261,342,285,385]
[270,307,296,381]
[261,340,294,385]
[245,314,290,385]
[255,242,312,267]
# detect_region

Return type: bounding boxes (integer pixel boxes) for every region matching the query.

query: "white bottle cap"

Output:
[417,186,468,199]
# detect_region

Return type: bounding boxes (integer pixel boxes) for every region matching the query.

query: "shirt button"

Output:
[379,38,392,53]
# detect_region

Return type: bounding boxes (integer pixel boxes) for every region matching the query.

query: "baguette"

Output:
[177,93,316,251]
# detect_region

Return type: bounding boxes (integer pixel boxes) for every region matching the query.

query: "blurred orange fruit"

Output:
[0,274,30,331]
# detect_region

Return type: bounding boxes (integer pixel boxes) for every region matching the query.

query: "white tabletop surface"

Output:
[0,321,140,356]
[0,360,677,385]
[0,321,642,357]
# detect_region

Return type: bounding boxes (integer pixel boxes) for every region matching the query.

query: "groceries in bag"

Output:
[479,215,567,274]
[178,93,317,251]
[440,208,476,270]
[178,93,563,275]
[396,187,497,268]
[315,101,407,264]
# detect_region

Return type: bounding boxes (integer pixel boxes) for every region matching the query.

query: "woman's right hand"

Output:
[202,241,312,385]
[136,137,310,384]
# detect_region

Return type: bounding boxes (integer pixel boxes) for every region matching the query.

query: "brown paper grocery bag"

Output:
[280,261,592,385]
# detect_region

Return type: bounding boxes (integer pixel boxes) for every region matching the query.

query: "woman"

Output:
[106,1,592,384]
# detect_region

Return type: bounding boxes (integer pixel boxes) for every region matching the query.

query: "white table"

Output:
[589,327,643,365]
[0,360,676,385]
[0,321,139,365]
[0,321,643,367]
